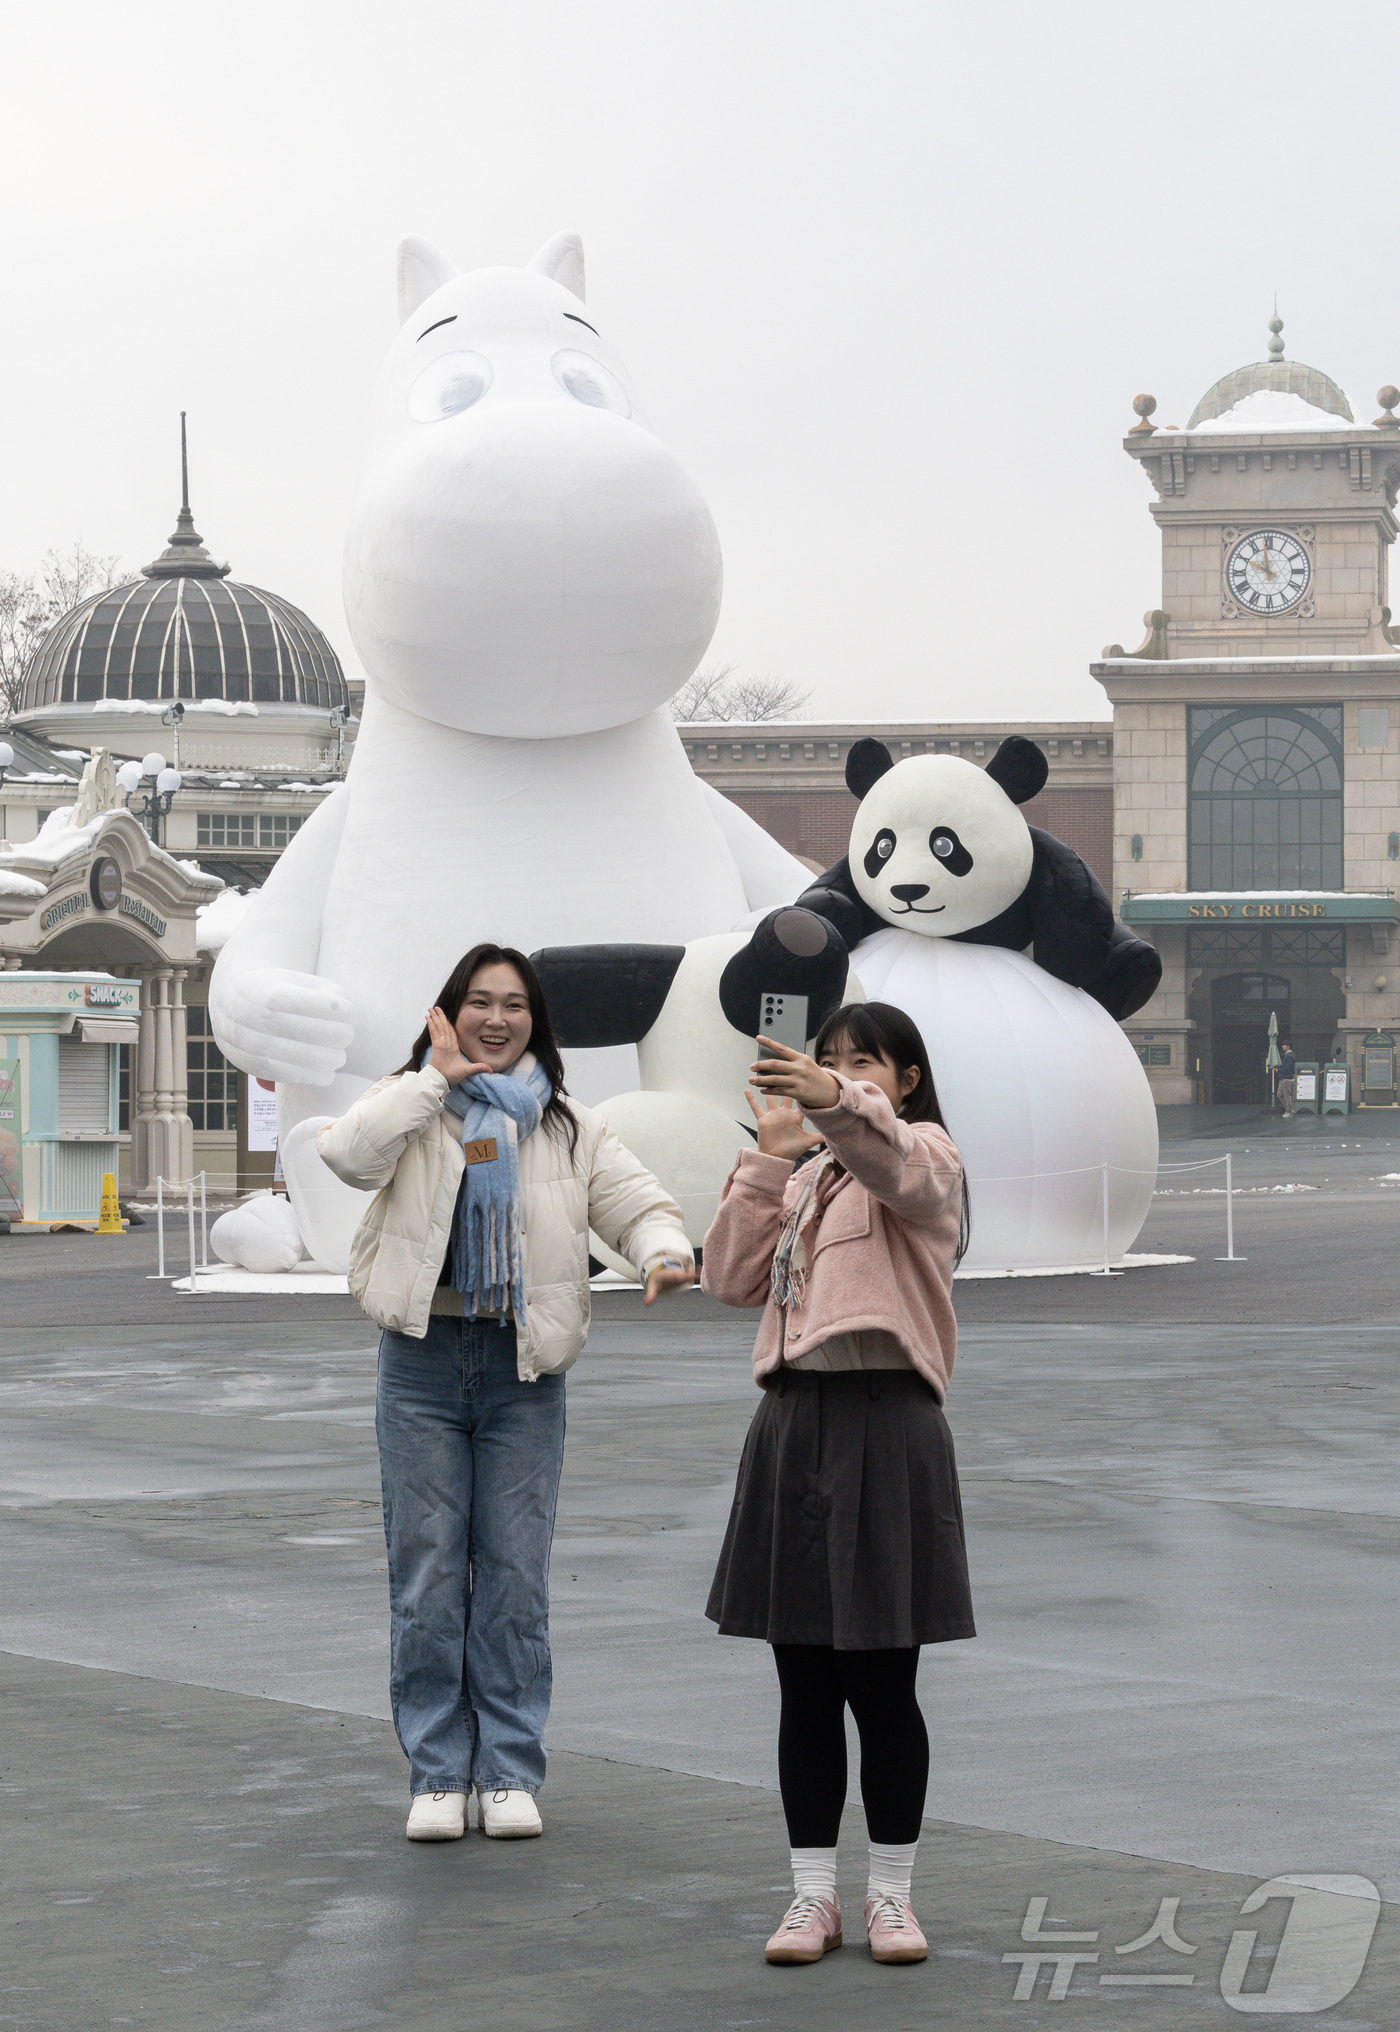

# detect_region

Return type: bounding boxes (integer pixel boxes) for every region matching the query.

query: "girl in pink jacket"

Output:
[702,1001,974,1970]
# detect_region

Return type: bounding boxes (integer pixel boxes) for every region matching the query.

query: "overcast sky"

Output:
[3,1,1396,725]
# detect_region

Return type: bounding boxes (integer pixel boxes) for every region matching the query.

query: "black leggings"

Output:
[773,1643,928,1847]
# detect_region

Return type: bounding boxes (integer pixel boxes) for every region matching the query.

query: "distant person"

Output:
[1278,1042,1296,1115]
[318,943,695,1844]
[702,1002,974,1970]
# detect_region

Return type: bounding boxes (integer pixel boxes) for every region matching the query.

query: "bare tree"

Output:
[670,662,813,724]
[0,541,125,722]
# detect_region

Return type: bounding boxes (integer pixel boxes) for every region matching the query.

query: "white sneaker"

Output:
[406,1790,466,1841]
[476,1786,543,1838]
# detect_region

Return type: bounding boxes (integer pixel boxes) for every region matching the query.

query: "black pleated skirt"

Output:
[706,1368,976,1651]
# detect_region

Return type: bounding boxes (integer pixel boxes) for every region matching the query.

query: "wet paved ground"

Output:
[2,1122,1397,2027]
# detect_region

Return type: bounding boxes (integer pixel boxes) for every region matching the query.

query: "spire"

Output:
[141,412,230,579]
[1267,303,1285,362]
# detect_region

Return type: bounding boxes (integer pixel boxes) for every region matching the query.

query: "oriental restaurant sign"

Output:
[1122,893,1399,926]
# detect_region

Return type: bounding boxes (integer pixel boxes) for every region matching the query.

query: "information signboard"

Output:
[1361,1030,1396,1107]
[0,1059,23,1216]
[247,1078,278,1154]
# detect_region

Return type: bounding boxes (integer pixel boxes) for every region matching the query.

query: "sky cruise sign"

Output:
[1122,893,1399,925]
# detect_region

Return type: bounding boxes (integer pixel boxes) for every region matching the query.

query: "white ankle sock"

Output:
[790,1847,838,1902]
[867,1839,918,1901]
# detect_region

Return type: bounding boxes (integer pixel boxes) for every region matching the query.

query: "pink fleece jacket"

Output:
[700,1074,964,1401]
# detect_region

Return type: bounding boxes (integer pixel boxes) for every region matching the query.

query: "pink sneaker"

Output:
[864,1893,928,1963]
[765,1894,844,1964]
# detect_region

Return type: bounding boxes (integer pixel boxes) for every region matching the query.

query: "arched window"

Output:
[1189,706,1343,890]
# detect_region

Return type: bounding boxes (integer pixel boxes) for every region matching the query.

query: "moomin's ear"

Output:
[984,736,1049,806]
[846,738,895,799]
[527,230,586,302]
[397,237,460,324]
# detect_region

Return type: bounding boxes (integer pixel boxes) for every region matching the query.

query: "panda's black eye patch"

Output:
[864,829,897,879]
[928,826,973,876]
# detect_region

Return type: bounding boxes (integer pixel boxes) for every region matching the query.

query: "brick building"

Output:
[684,721,1114,888]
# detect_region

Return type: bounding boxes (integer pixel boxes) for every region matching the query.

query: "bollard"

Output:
[186,1177,198,1294]
[199,1171,208,1270]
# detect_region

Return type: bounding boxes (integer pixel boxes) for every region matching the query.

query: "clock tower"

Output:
[1093,316,1400,1107]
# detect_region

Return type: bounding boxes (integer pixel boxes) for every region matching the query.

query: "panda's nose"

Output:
[890,883,930,902]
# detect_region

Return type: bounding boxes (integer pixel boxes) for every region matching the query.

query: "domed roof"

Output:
[20,421,347,718]
[1186,312,1352,430]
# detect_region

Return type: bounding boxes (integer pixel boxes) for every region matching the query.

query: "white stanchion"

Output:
[1089,1159,1123,1277]
[147,1175,169,1280]
[1216,1150,1245,1261]
[186,1178,198,1294]
[199,1171,208,1269]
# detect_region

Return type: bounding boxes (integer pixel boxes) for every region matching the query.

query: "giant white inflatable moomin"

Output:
[209,231,809,1270]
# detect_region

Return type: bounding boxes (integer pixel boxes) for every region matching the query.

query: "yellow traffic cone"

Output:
[97,1171,124,1235]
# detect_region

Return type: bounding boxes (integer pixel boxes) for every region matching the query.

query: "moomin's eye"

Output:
[408,351,494,422]
[551,349,631,417]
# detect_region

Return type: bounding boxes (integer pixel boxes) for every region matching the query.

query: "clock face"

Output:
[1226,529,1311,614]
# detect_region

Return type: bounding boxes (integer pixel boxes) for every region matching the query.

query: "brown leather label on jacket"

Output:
[463,1137,499,1166]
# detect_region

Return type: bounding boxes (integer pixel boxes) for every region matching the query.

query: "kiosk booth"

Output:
[0,971,138,1226]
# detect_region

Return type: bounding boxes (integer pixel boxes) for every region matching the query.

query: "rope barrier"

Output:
[965,1152,1244,1265]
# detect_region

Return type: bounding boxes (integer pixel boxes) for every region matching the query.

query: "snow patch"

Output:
[0,869,46,898]
[196,885,255,954]
[91,697,260,717]
[1187,389,1359,435]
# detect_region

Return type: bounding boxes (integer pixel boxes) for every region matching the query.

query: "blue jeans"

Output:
[375,1316,567,1797]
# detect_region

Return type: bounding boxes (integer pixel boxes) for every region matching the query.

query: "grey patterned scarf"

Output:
[769,1151,836,1311]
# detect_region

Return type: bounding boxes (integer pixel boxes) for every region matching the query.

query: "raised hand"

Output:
[745,1088,825,1161]
[209,967,355,1087]
[425,1005,492,1087]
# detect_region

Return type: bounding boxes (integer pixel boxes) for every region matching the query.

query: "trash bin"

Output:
[1292,1062,1320,1116]
[1321,1062,1351,1116]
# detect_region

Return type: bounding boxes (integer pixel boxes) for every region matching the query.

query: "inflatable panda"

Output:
[788,733,1161,1020]
[603,738,1162,1276]
[726,732,1160,1273]
[531,909,860,1272]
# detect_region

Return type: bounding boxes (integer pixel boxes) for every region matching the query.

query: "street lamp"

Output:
[0,740,12,843]
[117,752,182,845]
[160,701,185,772]
[329,703,350,772]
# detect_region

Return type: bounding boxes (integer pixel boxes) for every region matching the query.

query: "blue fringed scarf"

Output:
[424,1048,554,1320]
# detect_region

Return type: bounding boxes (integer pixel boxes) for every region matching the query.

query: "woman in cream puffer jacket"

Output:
[315,942,693,1847]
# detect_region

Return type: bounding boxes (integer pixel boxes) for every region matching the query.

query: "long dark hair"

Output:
[812,1000,971,1265]
[396,943,578,1156]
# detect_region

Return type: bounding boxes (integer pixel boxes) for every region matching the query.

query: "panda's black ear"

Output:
[846,738,895,799]
[985,736,1048,806]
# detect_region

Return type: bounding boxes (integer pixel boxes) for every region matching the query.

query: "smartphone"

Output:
[758,991,810,1053]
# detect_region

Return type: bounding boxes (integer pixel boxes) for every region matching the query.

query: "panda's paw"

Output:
[1085,935,1163,1022]
[718,907,850,1040]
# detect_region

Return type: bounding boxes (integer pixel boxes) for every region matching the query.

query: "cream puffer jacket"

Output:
[316,1066,692,1379]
